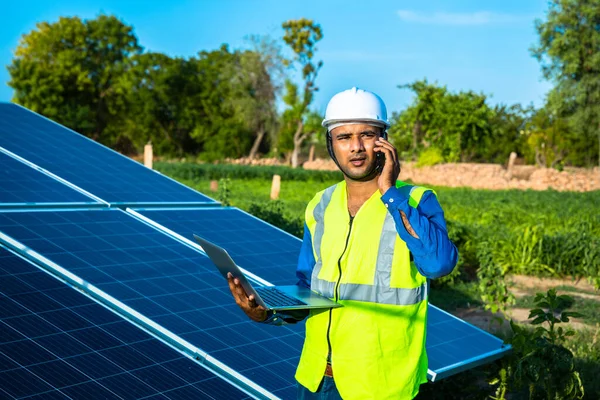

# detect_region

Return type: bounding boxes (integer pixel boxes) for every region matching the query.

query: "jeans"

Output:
[297,377,343,400]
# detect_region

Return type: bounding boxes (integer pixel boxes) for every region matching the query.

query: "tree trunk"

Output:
[535,147,545,167]
[291,146,300,168]
[291,120,304,168]
[249,127,266,160]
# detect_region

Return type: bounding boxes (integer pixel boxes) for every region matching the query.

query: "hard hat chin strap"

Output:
[326,130,343,171]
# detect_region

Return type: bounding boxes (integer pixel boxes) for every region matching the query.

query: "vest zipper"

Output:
[326,214,354,363]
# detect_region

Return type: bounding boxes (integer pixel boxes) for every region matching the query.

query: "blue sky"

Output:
[1,0,553,114]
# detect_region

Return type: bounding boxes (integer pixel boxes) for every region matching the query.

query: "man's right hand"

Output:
[227,272,268,322]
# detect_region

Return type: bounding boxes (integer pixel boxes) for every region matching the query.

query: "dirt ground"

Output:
[303,159,600,192]
[452,274,600,336]
[148,154,600,192]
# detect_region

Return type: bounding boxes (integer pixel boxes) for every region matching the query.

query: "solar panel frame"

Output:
[0,103,218,206]
[0,245,253,400]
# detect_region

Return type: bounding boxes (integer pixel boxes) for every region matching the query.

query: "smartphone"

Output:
[375,131,388,172]
[376,151,385,172]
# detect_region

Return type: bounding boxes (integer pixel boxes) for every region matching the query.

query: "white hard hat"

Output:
[322,87,390,131]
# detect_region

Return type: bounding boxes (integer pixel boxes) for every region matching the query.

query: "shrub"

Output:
[247,200,304,239]
[416,147,445,167]
[155,161,343,183]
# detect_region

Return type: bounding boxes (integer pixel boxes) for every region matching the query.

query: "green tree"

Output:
[278,80,302,155]
[242,35,287,159]
[391,80,447,158]
[281,18,323,168]
[392,80,500,163]
[488,104,530,164]
[189,46,253,160]
[111,52,206,155]
[113,44,279,159]
[531,0,600,167]
[523,95,572,168]
[227,47,280,160]
[114,45,272,159]
[8,15,141,150]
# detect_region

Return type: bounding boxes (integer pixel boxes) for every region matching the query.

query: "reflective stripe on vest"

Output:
[311,182,431,305]
[311,185,336,289]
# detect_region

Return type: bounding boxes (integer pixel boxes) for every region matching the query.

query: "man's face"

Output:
[330,123,383,181]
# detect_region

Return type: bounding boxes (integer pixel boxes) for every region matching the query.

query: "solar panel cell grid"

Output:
[0,208,304,396]
[0,206,510,396]
[0,103,215,205]
[0,247,249,399]
[0,151,96,205]
[133,208,302,285]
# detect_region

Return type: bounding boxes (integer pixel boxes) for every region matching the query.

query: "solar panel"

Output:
[0,151,99,206]
[127,207,510,382]
[131,207,303,285]
[0,208,304,398]
[427,306,510,381]
[0,103,217,206]
[0,207,510,391]
[0,245,251,399]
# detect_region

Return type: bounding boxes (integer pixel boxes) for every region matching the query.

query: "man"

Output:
[228,87,458,399]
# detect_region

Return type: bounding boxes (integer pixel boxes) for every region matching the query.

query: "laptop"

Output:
[193,234,341,311]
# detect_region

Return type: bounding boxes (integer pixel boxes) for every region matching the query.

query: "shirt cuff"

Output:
[380,186,409,210]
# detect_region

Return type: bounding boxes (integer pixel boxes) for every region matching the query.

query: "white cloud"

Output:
[397,10,527,26]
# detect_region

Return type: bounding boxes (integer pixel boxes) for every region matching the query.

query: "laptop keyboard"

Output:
[256,287,307,307]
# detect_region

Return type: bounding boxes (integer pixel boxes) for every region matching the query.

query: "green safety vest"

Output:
[295,180,432,399]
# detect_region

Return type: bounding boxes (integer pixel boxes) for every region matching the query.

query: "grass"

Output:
[568,325,600,397]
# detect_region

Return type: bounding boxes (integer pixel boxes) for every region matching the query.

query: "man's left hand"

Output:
[374,137,401,195]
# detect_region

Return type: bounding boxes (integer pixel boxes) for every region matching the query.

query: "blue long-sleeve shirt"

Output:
[265,186,459,325]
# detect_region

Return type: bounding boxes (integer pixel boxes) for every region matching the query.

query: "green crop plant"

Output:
[247,200,304,238]
[495,226,553,277]
[217,178,231,207]
[476,241,515,313]
[491,289,585,400]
